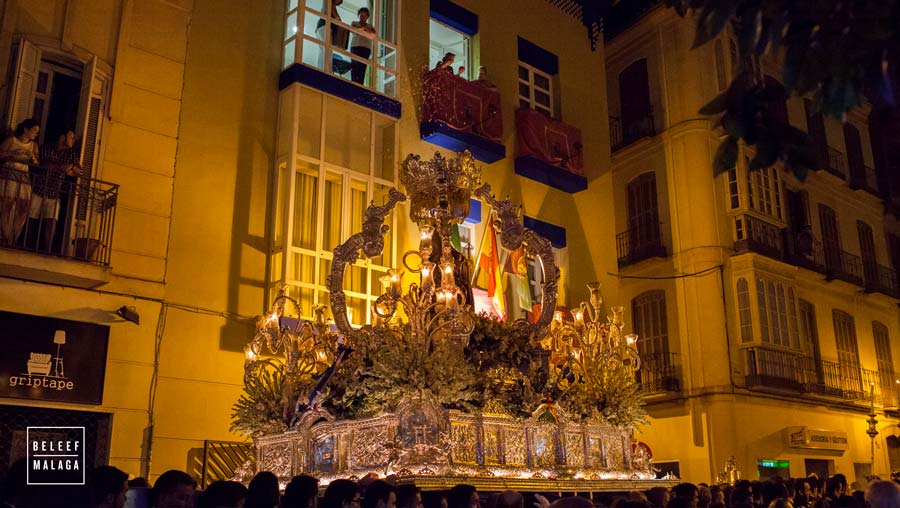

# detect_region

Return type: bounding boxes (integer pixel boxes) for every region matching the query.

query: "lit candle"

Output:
[554,311,563,323]
[625,334,638,347]
[267,311,278,324]
[243,344,258,363]
[445,290,458,309]
[389,269,401,295]
[441,263,455,287]
[421,262,435,288]
[573,309,584,327]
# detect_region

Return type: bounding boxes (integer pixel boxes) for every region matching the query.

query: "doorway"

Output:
[805,458,834,478]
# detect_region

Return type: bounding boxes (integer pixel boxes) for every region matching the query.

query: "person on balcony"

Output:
[0,118,40,247]
[434,52,455,73]
[27,130,81,253]
[349,7,375,85]
[315,0,351,75]
[456,66,466,79]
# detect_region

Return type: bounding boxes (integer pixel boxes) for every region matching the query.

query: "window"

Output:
[518,62,554,116]
[755,276,800,349]
[727,167,739,209]
[858,221,878,285]
[6,39,107,178]
[747,162,784,221]
[805,99,828,168]
[798,300,820,359]
[284,0,398,97]
[833,309,862,391]
[627,172,661,254]
[618,59,653,142]
[272,87,398,325]
[429,19,471,80]
[714,39,727,92]
[632,290,668,357]
[873,321,894,395]
[818,204,841,270]
[737,278,752,341]
[844,123,866,185]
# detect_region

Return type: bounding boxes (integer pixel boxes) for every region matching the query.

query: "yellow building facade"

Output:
[0,0,621,484]
[605,2,900,484]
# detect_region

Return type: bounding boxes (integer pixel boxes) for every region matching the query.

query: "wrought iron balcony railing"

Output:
[826,147,847,180]
[0,168,118,265]
[743,346,897,405]
[616,221,666,268]
[610,111,656,152]
[636,351,680,394]
[823,245,864,286]
[734,214,784,259]
[863,261,900,298]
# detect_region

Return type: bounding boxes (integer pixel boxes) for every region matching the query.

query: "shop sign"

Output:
[0,311,109,405]
[758,459,790,468]
[785,426,849,451]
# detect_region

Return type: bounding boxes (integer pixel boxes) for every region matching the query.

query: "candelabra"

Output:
[549,282,641,378]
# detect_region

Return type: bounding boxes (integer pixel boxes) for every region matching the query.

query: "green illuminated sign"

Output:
[758,460,790,468]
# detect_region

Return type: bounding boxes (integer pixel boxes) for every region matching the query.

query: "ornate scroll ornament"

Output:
[473,183,559,336]
[328,188,407,339]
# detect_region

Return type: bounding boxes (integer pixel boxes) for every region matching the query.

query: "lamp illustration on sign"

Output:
[12,329,75,392]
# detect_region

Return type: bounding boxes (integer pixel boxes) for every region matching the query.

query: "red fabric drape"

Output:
[515,108,584,175]
[422,69,503,141]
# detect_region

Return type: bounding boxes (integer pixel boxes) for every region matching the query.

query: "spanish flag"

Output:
[474,219,506,320]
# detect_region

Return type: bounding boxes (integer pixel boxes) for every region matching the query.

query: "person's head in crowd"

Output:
[833,475,849,492]
[731,488,754,508]
[698,486,711,508]
[357,6,370,23]
[283,475,319,508]
[153,469,197,508]
[363,480,397,508]
[826,478,844,500]
[851,490,866,508]
[709,486,724,505]
[768,499,791,508]
[667,496,695,508]
[89,466,129,508]
[246,471,281,508]
[397,485,423,508]
[673,484,699,508]
[448,485,479,508]
[549,497,594,508]
[323,479,361,508]
[866,481,900,508]
[129,477,151,489]
[647,487,670,508]
[198,480,248,508]
[495,491,523,508]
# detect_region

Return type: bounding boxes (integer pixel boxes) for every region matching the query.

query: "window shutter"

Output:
[5,39,41,130]
[75,57,106,179]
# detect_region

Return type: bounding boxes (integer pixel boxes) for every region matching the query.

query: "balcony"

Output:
[823,245,864,286]
[610,111,656,152]
[0,169,118,288]
[744,346,895,405]
[863,261,900,298]
[616,222,666,268]
[825,147,847,180]
[514,108,587,193]
[637,352,681,395]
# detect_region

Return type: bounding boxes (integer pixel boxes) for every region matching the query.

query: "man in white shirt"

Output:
[349,7,376,85]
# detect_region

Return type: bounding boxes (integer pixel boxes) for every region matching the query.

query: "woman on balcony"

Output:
[0,119,40,247]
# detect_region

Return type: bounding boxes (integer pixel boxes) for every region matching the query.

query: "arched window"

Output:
[632,290,668,358]
[737,278,752,341]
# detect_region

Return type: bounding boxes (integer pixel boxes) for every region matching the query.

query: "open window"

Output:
[5,39,108,179]
[429,19,471,80]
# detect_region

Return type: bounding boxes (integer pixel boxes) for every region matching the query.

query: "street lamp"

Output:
[866,382,879,472]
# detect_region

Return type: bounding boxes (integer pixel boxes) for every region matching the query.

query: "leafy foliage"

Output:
[231,360,292,436]
[665,0,898,178]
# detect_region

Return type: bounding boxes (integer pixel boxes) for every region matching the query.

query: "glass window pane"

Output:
[519,82,531,99]
[534,73,550,90]
[319,257,332,286]
[376,68,396,97]
[302,38,325,70]
[325,97,372,172]
[519,99,530,109]
[518,65,529,80]
[288,0,299,11]
[536,105,551,116]
[283,39,296,69]
[275,162,288,249]
[297,87,323,157]
[304,11,325,39]
[350,179,367,235]
[323,172,343,249]
[374,116,396,181]
[287,285,314,318]
[535,90,550,107]
[346,264,367,295]
[378,42,396,71]
[346,297,369,326]
[286,11,298,40]
[306,0,325,14]
[379,0,397,44]
[290,253,317,285]
[292,162,319,250]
